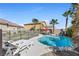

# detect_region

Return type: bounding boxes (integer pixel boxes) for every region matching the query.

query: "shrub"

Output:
[66,27,73,37]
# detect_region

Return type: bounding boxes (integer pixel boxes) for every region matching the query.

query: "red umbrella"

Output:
[42,27,48,31]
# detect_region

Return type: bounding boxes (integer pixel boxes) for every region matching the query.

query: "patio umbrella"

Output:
[42,27,49,31]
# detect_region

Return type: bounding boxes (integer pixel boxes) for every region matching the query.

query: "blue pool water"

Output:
[38,35,73,47]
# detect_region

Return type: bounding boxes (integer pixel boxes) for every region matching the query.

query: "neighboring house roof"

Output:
[0,18,23,28]
[24,21,47,26]
[24,22,41,25]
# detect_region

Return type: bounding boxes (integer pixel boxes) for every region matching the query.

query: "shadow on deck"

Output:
[41,50,79,56]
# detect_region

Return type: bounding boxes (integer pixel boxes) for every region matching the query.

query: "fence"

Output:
[0,29,2,56]
[2,30,40,42]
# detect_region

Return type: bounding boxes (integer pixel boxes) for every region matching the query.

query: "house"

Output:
[24,21,60,34]
[24,21,47,31]
[0,18,24,31]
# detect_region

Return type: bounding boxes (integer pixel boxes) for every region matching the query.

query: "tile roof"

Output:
[0,18,23,28]
[24,21,46,25]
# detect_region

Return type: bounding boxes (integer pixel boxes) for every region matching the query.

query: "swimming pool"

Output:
[38,35,73,47]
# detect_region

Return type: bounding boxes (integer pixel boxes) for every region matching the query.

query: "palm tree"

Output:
[71,3,77,12]
[63,10,72,31]
[32,18,39,30]
[70,3,77,19]
[50,19,59,34]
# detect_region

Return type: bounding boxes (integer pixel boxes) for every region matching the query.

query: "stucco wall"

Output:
[24,23,44,30]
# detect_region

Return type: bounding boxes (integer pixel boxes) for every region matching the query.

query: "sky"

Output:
[0,3,72,29]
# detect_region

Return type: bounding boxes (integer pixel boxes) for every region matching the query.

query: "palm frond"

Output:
[50,19,59,25]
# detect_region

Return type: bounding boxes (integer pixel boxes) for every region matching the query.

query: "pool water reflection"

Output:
[38,35,73,47]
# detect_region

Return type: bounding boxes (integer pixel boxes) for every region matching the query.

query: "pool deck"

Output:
[8,34,79,56]
[11,34,53,56]
[41,51,56,56]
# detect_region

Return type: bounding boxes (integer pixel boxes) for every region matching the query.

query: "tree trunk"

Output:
[53,24,55,34]
[65,16,68,32]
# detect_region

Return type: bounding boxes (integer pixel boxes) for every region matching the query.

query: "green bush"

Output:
[66,27,73,37]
